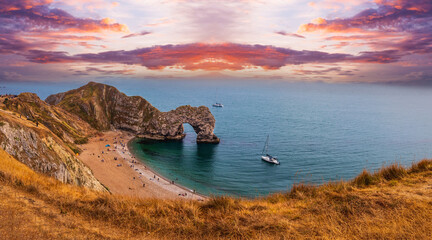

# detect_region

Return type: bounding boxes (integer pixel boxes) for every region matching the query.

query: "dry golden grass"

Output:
[1,148,432,240]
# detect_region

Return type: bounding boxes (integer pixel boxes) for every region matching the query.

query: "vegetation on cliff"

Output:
[0,103,104,191]
[1,93,94,145]
[1,147,431,239]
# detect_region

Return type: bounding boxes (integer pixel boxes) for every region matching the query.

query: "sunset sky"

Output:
[0,0,431,83]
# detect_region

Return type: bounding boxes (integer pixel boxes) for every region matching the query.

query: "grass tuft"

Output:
[353,169,377,187]
[378,163,407,181]
[288,183,317,199]
[410,159,432,173]
[200,196,242,212]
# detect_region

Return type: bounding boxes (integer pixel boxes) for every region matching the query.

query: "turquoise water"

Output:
[3,80,432,197]
[123,80,432,197]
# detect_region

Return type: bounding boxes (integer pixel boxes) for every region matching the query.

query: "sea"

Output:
[3,79,432,197]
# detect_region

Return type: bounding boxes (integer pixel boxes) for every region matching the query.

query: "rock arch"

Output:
[46,82,220,144]
[140,105,219,143]
[170,105,219,143]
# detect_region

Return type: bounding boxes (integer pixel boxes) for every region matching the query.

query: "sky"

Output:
[0,0,431,83]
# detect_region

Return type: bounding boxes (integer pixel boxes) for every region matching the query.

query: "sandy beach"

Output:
[78,130,206,200]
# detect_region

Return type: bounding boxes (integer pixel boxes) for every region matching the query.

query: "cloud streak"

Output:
[23,43,403,71]
[122,31,151,39]
[275,31,305,39]
[0,0,128,33]
[300,0,432,54]
[300,0,432,33]
[0,0,128,55]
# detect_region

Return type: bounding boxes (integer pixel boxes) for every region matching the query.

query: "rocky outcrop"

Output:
[0,111,106,191]
[46,82,220,143]
[2,92,95,145]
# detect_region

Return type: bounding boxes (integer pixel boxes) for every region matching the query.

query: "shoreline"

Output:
[126,138,209,199]
[78,130,207,201]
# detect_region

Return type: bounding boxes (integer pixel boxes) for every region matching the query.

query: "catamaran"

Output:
[212,103,223,107]
[261,135,280,165]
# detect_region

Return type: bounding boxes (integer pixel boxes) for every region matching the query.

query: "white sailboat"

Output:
[261,135,280,165]
[212,102,223,107]
[212,90,223,107]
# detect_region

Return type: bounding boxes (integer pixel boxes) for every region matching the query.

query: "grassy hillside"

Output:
[1,93,95,146]
[1,148,431,239]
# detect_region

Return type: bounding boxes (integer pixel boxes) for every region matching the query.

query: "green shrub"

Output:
[74,137,89,145]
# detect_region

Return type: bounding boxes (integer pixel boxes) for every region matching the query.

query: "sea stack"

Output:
[46,82,220,144]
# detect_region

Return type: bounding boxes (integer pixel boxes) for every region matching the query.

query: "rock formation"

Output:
[46,82,220,143]
[0,109,105,191]
[2,92,95,145]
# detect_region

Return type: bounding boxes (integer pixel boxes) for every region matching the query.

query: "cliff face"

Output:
[2,92,95,145]
[0,110,105,191]
[46,82,220,143]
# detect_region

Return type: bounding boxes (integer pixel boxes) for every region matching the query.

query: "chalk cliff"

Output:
[46,82,220,143]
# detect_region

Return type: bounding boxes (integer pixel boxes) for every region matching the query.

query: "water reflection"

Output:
[196,143,217,161]
[191,143,218,179]
[136,138,185,163]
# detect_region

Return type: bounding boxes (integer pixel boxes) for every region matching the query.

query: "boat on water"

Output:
[261,135,280,165]
[212,103,224,107]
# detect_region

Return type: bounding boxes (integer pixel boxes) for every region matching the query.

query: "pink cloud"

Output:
[300,0,432,54]
[300,0,431,33]
[0,0,129,56]
[23,43,403,70]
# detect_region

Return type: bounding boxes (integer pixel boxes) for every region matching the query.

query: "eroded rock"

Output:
[46,82,220,143]
[0,112,106,191]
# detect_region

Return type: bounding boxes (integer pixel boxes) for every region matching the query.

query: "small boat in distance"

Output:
[212,103,224,107]
[261,135,280,165]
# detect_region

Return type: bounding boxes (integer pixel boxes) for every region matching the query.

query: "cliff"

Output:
[1,92,95,145]
[0,109,105,191]
[46,82,220,143]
